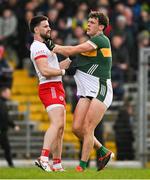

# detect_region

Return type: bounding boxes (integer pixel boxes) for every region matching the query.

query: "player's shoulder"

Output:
[96,34,110,44]
[30,40,49,58]
[88,33,110,49]
[95,33,109,41]
[30,40,46,50]
[88,34,103,47]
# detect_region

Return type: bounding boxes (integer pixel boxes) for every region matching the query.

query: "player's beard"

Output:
[40,32,51,41]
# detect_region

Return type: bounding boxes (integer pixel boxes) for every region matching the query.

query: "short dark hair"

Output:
[88,11,109,29]
[29,15,48,33]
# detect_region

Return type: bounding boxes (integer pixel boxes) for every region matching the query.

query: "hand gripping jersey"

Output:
[30,40,62,84]
[76,33,112,80]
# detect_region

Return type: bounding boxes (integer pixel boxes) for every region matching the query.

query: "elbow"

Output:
[40,69,50,77]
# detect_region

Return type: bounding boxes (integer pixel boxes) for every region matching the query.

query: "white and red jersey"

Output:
[30,40,62,84]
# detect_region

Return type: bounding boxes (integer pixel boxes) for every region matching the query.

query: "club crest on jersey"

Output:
[59,96,64,101]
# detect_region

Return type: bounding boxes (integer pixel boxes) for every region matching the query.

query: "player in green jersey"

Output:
[45,11,114,172]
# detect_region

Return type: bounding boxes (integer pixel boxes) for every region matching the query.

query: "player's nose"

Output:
[48,26,51,31]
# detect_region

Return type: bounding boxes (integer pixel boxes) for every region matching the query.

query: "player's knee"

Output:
[72,124,82,137]
[58,127,64,137]
[83,123,93,135]
[57,124,65,137]
[55,121,65,134]
[59,122,65,130]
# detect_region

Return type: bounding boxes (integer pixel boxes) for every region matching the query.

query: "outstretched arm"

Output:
[53,41,96,57]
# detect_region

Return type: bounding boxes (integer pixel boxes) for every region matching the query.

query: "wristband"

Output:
[61,69,65,76]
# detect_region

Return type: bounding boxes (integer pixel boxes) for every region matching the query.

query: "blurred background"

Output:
[0,0,150,168]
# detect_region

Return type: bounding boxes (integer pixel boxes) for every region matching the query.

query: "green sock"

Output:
[79,160,87,169]
[98,146,109,157]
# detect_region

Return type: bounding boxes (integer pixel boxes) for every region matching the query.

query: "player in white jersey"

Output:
[29,15,69,172]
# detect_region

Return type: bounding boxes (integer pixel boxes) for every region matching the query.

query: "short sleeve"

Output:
[87,36,101,49]
[31,43,48,61]
[87,35,110,50]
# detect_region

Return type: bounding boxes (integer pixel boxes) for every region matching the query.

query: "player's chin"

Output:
[87,31,91,36]
[47,34,51,38]
[46,33,51,38]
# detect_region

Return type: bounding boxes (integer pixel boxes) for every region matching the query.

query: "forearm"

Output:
[40,67,65,77]
[53,45,76,57]
[46,39,94,57]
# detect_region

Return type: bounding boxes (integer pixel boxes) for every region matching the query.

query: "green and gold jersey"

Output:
[76,33,112,80]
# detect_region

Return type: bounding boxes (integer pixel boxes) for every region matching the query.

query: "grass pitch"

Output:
[0,167,150,179]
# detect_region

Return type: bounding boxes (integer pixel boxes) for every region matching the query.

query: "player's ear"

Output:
[34,27,38,33]
[99,24,105,31]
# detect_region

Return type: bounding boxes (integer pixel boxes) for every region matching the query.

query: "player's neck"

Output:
[91,30,103,38]
[34,35,44,43]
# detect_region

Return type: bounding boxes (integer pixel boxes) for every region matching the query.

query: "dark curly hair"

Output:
[88,11,109,29]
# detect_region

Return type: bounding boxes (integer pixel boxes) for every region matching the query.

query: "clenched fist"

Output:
[44,39,55,51]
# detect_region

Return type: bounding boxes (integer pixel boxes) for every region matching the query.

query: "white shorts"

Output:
[74,70,113,108]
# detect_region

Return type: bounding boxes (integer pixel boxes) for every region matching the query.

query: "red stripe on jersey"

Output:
[34,55,47,60]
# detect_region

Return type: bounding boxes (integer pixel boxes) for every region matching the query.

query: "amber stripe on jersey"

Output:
[100,48,112,57]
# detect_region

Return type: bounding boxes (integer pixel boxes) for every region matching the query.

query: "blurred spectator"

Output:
[141,1,150,13]
[25,1,38,12]
[111,66,125,101]
[0,8,18,67]
[0,45,13,88]
[65,25,86,45]
[18,10,34,74]
[17,10,34,64]
[110,1,126,27]
[0,87,20,167]
[123,7,138,35]
[97,0,110,10]
[55,0,64,10]
[133,30,150,72]
[47,0,57,9]
[111,14,135,49]
[110,14,136,70]
[47,8,59,29]
[138,9,150,32]
[123,7,139,70]
[0,8,18,46]
[0,0,23,17]
[111,34,130,100]
[126,0,141,21]
[137,30,150,48]
[112,34,130,75]
[57,18,71,41]
[113,99,135,160]
[70,10,87,31]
